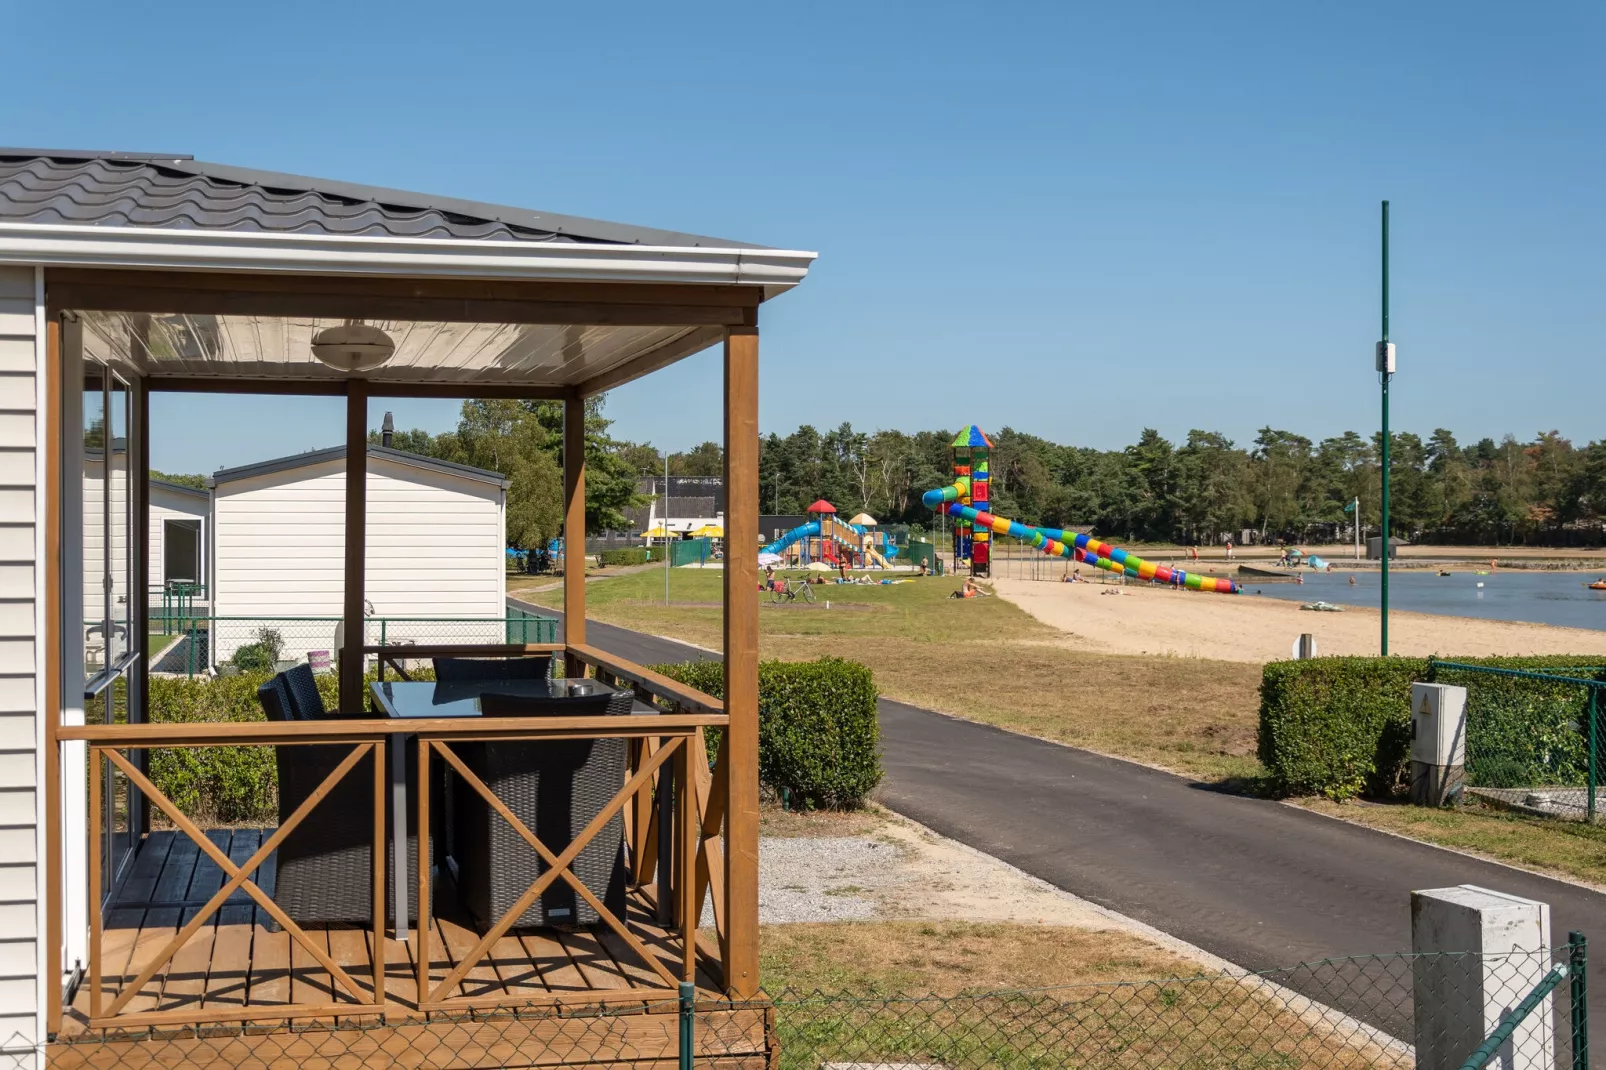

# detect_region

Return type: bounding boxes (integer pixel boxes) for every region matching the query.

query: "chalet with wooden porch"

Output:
[0,148,815,1068]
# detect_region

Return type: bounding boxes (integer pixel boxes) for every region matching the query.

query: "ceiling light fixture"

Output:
[311,324,396,373]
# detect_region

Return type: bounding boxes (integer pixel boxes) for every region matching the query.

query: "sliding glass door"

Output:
[82,361,140,906]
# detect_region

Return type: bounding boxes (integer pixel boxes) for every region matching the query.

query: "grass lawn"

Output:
[758,922,1404,1069]
[1294,796,1606,888]
[534,567,1606,889]
[521,566,1266,781]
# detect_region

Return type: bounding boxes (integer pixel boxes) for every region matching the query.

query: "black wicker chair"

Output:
[281,663,328,720]
[432,655,553,684]
[451,689,633,930]
[261,668,423,928]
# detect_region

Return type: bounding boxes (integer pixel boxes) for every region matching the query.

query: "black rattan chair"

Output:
[282,663,327,720]
[432,655,553,684]
[261,669,423,928]
[452,689,632,930]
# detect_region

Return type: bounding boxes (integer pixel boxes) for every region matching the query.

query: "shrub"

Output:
[598,547,653,567]
[148,673,283,823]
[230,627,285,673]
[654,657,883,809]
[1259,655,1604,800]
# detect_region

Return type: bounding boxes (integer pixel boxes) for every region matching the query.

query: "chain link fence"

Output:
[149,613,560,678]
[1427,660,1604,822]
[43,942,1590,1070]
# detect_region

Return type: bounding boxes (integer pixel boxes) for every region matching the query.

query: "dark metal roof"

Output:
[0,148,759,248]
[209,444,509,489]
[150,477,209,499]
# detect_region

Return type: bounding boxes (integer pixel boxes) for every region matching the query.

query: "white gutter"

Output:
[0,221,817,292]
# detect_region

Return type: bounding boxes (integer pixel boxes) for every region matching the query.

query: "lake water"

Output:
[1248,570,1606,631]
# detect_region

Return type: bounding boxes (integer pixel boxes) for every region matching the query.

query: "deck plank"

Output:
[202,908,255,1011]
[290,925,339,1010]
[245,918,291,1008]
[485,928,550,999]
[325,927,377,1010]
[435,914,508,1001]
[556,927,634,992]
[117,907,181,1017]
[116,831,173,905]
[522,928,589,994]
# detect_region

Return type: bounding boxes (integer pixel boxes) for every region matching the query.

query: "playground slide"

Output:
[761,520,824,556]
[761,520,895,568]
[922,479,1239,594]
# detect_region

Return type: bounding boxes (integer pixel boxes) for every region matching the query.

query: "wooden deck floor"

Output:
[53,831,766,1069]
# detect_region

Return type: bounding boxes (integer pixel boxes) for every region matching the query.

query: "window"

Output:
[163,518,202,585]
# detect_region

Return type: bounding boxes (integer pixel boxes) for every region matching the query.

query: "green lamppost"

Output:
[1377,201,1396,655]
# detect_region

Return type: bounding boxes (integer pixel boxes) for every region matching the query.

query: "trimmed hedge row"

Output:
[1258,655,1604,800]
[597,547,653,567]
[654,657,883,810]
[148,655,882,821]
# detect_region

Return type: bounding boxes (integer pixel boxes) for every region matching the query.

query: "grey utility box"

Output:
[1411,885,1554,1070]
[1411,682,1467,807]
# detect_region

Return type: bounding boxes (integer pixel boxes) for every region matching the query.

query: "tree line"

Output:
[164,400,1606,549]
[749,423,1606,547]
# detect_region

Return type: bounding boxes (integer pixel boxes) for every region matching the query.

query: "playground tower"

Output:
[953,426,992,577]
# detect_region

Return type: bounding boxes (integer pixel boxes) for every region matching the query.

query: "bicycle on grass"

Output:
[769,575,816,605]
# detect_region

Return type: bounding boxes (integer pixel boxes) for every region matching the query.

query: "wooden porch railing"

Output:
[56,643,731,1031]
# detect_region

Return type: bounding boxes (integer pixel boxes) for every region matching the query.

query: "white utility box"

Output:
[1411,885,1554,1070]
[1411,682,1467,806]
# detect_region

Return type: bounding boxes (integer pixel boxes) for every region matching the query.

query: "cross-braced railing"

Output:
[57,645,731,1032]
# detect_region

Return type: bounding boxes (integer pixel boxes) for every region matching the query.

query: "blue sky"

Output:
[5,1,1601,473]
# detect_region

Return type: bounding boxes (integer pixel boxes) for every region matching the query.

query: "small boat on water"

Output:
[1438,570,1453,577]
[1587,580,1606,591]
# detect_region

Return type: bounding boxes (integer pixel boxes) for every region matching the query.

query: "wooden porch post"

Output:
[722,322,760,996]
[340,380,368,714]
[563,390,586,672]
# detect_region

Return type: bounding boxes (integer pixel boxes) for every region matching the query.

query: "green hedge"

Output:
[147,672,301,823]
[597,547,660,567]
[1259,655,1604,800]
[147,668,432,825]
[654,657,883,809]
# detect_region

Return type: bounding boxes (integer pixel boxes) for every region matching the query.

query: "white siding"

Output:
[147,485,209,591]
[0,266,39,1060]
[211,454,505,664]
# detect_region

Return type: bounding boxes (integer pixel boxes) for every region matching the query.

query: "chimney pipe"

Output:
[381,411,394,449]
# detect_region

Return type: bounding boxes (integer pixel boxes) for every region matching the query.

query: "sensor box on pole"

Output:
[1410,682,1467,806]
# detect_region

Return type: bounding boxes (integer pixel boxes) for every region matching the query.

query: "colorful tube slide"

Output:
[761,520,823,556]
[922,479,1239,594]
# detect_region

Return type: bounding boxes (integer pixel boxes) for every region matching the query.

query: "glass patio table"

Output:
[369,677,624,938]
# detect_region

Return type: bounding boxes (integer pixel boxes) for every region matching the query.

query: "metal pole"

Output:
[1380,199,1392,656]
[1589,688,1598,823]
[665,453,671,606]
[1570,931,1590,1070]
[1354,497,1361,561]
[678,979,696,1070]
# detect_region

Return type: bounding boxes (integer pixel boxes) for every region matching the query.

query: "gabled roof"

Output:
[0,149,760,248]
[209,444,509,490]
[150,477,209,499]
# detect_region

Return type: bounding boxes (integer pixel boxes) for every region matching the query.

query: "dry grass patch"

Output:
[761,921,1195,993]
[531,567,1266,781]
[760,803,889,839]
[760,922,1407,1070]
[1294,797,1606,888]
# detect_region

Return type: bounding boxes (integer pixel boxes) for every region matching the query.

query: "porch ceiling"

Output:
[78,310,721,389]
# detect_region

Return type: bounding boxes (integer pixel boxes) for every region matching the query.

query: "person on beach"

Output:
[1225,539,1234,560]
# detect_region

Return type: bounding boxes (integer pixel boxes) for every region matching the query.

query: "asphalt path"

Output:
[528,601,1605,1037]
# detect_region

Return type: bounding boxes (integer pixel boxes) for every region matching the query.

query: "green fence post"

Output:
[678,980,695,1070]
[1589,689,1598,823]
[1570,931,1589,1070]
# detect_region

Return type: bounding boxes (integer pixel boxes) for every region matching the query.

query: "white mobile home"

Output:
[208,445,508,666]
[147,478,208,593]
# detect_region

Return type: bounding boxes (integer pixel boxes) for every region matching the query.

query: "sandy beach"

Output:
[989,576,1606,663]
